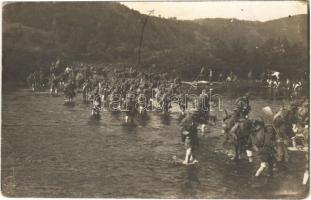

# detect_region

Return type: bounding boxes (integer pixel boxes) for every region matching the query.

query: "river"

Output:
[1,87,308,198]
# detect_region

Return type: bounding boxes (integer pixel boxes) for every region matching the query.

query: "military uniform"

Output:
[180,113,200,163]
[234,95,251,118]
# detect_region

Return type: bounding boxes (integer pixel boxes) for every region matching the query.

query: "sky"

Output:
[121,1,308,22]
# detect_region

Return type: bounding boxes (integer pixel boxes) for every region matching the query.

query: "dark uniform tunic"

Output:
[180,114,199,151]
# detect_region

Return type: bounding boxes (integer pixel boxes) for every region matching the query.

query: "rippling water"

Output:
[1,87,308,198]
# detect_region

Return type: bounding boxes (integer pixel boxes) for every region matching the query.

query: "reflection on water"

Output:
[1,88,308,198]
[159,113,172,126]
[180,166,200,198]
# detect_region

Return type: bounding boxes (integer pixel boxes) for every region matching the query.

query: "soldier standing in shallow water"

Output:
[180,112,200,164]
[198,89,210,121]
[234,93,251,119]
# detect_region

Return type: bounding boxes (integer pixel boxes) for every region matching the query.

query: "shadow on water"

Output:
[160,113,171,125]
[122,122,137,134]
[88,115,101,126]
[180,165,200,198]
[50,93,61,98]
[81,102,91,109]
[136,114,150,127]
[63,101,76,107]
[110,111,122,120]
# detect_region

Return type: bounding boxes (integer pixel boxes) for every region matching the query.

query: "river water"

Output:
[1,87,308,198]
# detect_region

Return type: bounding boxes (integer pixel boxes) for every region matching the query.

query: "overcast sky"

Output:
[121,1,307,22]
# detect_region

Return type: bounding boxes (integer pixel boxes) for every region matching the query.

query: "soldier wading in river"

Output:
[234,93,251,119]
[180,111,200,165]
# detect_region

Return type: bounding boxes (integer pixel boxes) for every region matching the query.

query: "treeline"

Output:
[2,2,308,83]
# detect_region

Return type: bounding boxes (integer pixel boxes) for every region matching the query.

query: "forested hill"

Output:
[3,2,308,82]
[195,14,307,47]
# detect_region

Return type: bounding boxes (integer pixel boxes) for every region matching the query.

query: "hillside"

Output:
[2,2,308,82]
[195,14,307,47]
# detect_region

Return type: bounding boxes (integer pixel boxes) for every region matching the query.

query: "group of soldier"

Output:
[27,60,309,185]
[182,89,309,184]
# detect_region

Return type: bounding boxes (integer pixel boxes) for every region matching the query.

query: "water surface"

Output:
[1,87,308,198]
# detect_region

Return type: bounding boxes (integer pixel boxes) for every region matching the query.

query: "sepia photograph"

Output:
[1,1,309,198]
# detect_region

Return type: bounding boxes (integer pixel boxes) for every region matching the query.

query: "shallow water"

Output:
[1,87,308,198]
